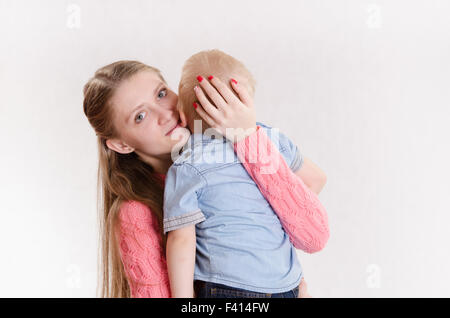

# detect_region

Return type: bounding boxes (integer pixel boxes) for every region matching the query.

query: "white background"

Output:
[1,0,449,297]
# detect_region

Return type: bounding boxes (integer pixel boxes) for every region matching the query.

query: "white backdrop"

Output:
[1,0,449,297]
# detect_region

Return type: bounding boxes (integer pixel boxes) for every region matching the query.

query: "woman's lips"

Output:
[166,120,182,136]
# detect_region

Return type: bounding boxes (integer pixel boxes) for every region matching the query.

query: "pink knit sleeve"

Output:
[118,200,171,298]
[234,126,330,253]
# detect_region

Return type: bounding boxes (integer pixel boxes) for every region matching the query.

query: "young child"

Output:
[163,49,313,298]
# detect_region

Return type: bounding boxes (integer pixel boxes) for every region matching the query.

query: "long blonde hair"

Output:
[83,60,168,298]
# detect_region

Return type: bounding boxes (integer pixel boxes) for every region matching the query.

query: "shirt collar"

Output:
[189,132,227,146]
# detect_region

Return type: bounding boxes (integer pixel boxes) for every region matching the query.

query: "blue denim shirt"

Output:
[163,122,304,293]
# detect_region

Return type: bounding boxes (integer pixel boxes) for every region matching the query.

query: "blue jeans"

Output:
[194,280,299,298]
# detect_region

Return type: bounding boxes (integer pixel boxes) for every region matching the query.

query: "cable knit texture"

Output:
[117,127,327,297]
[233,126,330,253]
[118,200,171,298]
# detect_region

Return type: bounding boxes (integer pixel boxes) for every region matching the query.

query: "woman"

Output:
[83,60,328,298]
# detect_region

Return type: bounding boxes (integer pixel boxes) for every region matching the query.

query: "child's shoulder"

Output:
[171,147,194,166]
[256,121,280,137]
[256,121,283,142]
[255,121,295,154]
[168,153,204,178]
[256,121,272,130]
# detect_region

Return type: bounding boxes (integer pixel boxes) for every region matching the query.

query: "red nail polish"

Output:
[197,75,203,82]
[231,78,238,84]
[193,102,198,109]
[208,75,213,81]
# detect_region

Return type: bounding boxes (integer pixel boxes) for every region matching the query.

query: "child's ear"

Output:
[179,109,188,128]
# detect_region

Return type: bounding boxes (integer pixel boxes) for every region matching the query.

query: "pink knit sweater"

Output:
[118,126,330,297]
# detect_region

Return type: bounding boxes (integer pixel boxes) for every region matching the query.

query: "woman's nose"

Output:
[158,108,174,125]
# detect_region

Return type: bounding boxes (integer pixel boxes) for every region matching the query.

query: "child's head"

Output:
[178,49,256,133]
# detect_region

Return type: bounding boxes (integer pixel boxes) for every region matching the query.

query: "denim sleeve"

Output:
[163,163,206,234]
[256,121,304,172]
[282,132,304,172]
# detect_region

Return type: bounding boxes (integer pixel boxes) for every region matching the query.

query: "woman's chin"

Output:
[167,127,191,161]
[169,126,190,145]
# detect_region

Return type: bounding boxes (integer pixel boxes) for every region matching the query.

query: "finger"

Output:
[193,101,216,128]
[230,78,253,107]
[194,85,221,119]
[208,76,240,105]
[196,75,226,110]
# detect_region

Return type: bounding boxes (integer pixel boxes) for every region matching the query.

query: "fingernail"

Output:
[193,102,198,109]
[197,75,203,82]
[231,78,238,84]
[208,75,214,81]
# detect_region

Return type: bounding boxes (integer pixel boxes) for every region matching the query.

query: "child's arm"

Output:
[234,126,330,253]
[166,224,197,298]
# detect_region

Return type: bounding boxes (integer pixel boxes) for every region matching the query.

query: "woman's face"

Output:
[106,70,190,169]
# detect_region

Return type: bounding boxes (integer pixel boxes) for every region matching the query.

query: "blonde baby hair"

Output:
[177,49,256,132]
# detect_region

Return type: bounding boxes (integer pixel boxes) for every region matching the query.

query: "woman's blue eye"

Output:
[158,89,167,99]
[135,111,146,123]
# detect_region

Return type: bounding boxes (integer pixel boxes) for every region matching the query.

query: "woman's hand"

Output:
[193,76,257,143]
